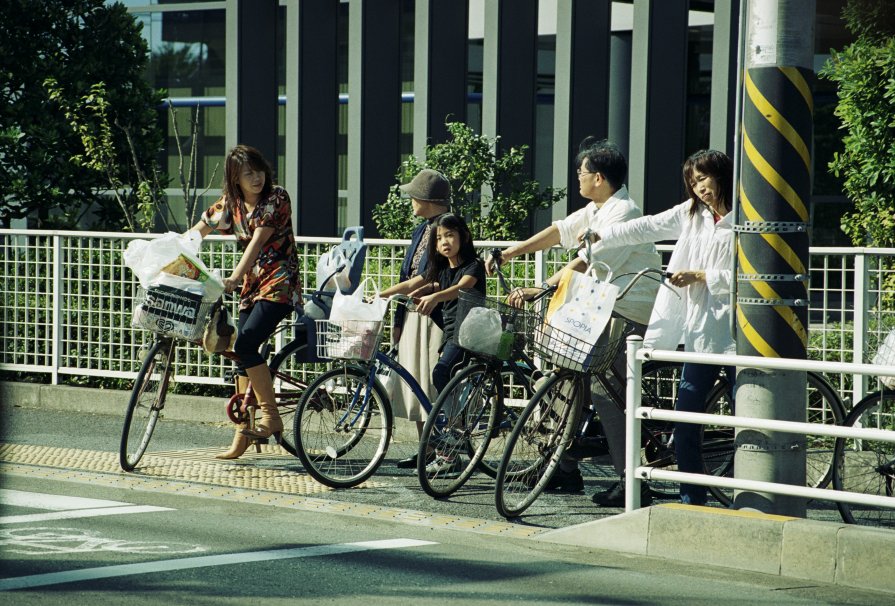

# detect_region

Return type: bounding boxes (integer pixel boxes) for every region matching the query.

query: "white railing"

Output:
[1,228,894,401]
[624,338,895,513]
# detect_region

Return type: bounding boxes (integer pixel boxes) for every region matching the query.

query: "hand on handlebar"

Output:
[484,249,502,276]
[576,228,600,247]
[667,270,705,288]
[507,287,540,308]
[223,276,242,294]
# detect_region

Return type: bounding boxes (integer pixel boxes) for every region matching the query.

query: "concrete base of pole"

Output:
[733,368,808,517]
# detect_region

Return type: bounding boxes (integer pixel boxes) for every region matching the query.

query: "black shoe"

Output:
[565,436,609,460]
[396,454,418,469]
[543,467,584,493]
[591,480,653,507]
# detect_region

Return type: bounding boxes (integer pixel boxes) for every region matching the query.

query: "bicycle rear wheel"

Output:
[475,362,534,479]
[266,336,315,456]
[294,365,392,488]
[120,339,175,471]
[495,371,581,518]
[707,371,846,505]
[833,391,895,527]
[417,364,501,498]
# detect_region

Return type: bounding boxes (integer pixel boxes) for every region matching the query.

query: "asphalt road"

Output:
[3,405,887,604]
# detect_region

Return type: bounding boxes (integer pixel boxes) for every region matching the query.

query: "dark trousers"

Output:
[233,300,293,372]
[432,341,471,394]
[674,362,736,504]
[589,321,648,476]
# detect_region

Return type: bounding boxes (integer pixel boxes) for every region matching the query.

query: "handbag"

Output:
[201,299,237,353]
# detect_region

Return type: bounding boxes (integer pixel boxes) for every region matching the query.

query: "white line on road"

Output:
[0,538,438,591]
[0,505,174,525]
[0,489,133,511]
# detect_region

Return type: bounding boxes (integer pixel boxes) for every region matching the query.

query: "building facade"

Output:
[121,0,851,242]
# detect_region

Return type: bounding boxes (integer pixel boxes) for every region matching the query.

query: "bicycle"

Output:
[120,287,314,472]
[492,268,848,518]
[416,264,551,498]
[293,291,538,489]
[493,267,682,517]
[832,330,895,526]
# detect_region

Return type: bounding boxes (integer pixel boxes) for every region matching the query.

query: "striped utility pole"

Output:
[733,0,815,516]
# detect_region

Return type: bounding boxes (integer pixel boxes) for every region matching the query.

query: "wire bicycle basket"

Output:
[533,316,631,373]
[316,319,384,361]
[453,289,541,361]
[131,286,217,341]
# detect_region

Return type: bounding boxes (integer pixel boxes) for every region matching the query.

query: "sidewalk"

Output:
[3,380,894,595]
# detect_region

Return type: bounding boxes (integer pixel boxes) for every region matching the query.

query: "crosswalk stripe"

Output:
[0,538,438,591]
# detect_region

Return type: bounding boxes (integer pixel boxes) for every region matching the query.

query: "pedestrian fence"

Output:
[1,229,894,407]
[624,338,895,513]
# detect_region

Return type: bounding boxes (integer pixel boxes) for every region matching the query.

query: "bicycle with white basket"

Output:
[832,328,895,526]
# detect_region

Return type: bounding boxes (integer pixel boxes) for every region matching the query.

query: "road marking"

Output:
[0,490,132,510]
[0,506,173,525]
[1,527,206,556]
[0,538,437,591]
[0,490,172,525]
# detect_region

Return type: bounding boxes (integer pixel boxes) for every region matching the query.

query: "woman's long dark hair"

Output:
[423,213,479,284]
[222,144,274,206]
[683,149,733,217]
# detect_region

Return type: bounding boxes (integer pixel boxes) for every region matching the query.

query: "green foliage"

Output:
[0,0,164,229]
[819,0,895,247]
[373,122,565,240]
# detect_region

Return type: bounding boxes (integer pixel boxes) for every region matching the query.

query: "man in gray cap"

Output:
[381,168,452,469]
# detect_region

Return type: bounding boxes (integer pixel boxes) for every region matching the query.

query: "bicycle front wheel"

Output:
[833,391,895,527]
[495,371,581,518]
[475,362,535,479]
[418,364,502,498]
[120,339,175,471]
[295,365,393,488]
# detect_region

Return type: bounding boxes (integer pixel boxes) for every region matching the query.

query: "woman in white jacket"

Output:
[586,149,735,505]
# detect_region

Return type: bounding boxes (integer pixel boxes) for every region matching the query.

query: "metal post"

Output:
[853,252,869,404]
[51,235,61,385]
[628,0,689,215]
[734,0,815,516]
[625,335,644,512]
[551,0,611,220]
[287,0,339,237]
[347,0,402,236]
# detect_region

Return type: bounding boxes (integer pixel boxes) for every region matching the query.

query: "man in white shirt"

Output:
[486,138,660,507]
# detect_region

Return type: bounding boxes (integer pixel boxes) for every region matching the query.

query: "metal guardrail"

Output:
[624,338,895,513]
[1,229,894,403]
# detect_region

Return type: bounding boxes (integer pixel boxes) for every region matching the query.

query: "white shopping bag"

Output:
[329,277,388,323]
[546,268,619,348]
[124,230,223,300]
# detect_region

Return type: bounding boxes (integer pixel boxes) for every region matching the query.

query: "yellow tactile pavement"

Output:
[0,443,546,539]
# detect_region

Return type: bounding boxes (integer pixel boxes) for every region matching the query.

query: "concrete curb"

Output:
[539,503,895,595]
[0,381,420,439]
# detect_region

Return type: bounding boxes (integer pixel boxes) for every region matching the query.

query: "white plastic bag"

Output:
[872,330,895,389]
[317,247,351,293]
[330,278,388,323]
[124,231,224,299]
[458,307,502,356]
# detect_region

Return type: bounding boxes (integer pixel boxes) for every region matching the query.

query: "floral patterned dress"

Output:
[201,186,302,311]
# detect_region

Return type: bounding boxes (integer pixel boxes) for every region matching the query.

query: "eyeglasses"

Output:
[576,169,597,177]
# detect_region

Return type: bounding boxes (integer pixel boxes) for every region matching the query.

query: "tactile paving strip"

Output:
[0,444,547,539]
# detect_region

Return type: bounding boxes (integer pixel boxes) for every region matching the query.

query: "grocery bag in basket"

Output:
[458,306,503,357]
[124,230,224,300]
[872,330,895,389]
[544,270,619,367]
[132,284,205,339]
[329,277,388,323]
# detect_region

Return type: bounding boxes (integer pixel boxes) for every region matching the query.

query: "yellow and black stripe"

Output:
[736,66,813,359]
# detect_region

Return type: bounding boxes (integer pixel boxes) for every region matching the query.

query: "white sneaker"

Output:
[425,454,460,474]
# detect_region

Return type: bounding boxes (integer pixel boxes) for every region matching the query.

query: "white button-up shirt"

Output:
[552,186,661,326]
[595,199,735,354]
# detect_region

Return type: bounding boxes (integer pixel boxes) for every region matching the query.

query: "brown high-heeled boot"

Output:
[216,423,251,459]
[240,401,283,439]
